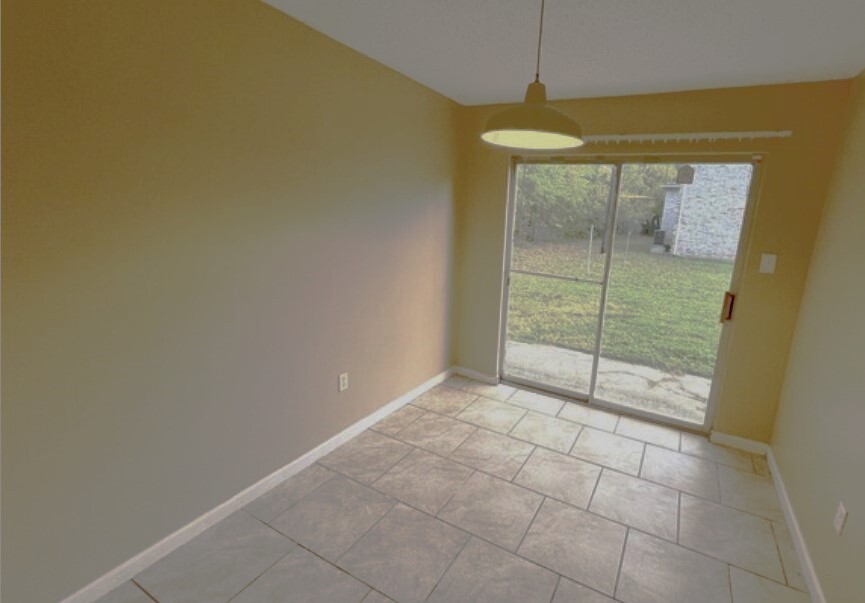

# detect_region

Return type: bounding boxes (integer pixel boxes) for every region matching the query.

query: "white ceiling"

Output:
[263,0,865,106]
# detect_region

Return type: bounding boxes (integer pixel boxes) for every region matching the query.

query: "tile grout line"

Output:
[730,565,811,595]
[251,466,343,525]
[454,395,515,425]
[509,442,539,484]
[443,426,482,461]
[440,377,466,391]
[427,512,575,584]
[370,405,426,438]
[498,385,519,402]
[513,495,547,553]
[224,544,295,603]
[555,402,567,420]
[247,513,387,600]
[566,424,584,456]
[713,458,724,504]
[435,469,478,516]
[378,440,420,478]
[331,498,402,568]
[682,433,762,474]
[320,430,415,487]
[770,521,792,587]
[549,574,563,603]
[585,467,605,511]
[130,579,159,603]
[612,527,631,599]
[676,490,683,544]
[421,533,473,602]
[507,423,581,455]
[245,487,401,592]
[505,411,525,437]
[727,563,734,603]
[396,413,479,457]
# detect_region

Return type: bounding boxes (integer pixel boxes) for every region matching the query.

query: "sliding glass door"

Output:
[501,160,756,429]
[501,162,616,396]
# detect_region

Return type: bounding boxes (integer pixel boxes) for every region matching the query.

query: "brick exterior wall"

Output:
[659,164,752,260]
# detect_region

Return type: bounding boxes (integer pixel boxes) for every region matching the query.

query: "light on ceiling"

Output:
[481,0,584,151]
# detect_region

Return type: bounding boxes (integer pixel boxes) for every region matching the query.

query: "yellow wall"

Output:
[771,70,865,603]
[453,81,851,441]
[1,1,457,600]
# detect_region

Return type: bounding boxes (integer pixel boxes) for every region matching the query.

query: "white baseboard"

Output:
[711,433,824,602]
[709,430,769,455]
[766,448,825,603]
[60,367,453,603]
[452,365,498,385]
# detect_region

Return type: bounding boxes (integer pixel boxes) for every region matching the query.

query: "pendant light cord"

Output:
[534,0,546,82]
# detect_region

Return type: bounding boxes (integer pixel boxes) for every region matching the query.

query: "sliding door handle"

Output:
[720,291,736,323]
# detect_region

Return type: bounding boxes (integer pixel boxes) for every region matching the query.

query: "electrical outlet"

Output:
[834,501,848,535]
[338,372,349,393]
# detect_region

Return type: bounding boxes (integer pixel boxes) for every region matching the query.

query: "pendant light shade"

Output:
[481,81,583,150]
[481,0,584,151]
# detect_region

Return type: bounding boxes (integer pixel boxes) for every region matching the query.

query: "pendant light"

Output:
[481,0,584,150]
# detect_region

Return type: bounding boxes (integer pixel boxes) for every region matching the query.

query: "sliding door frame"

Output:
[498,153,765,433]
[497,158,619,402]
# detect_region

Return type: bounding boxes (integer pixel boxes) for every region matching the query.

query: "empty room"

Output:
[3,1,864,602]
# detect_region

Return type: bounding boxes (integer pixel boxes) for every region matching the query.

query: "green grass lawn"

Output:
[507,238,733,377]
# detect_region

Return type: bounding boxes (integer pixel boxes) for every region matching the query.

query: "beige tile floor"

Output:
[98,379,810,603]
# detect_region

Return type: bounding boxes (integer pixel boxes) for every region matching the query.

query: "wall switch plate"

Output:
[759,253,777,274]
[338,372,349,393]
[834,501,848,535]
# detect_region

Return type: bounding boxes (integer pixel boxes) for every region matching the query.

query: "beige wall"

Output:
[1,1,457,600]
[771,70,865,603]
[453,81,851,441]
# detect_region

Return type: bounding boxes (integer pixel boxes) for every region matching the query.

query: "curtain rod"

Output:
[582,131,792,144]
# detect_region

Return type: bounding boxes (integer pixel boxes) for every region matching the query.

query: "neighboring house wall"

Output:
[659,164,752,260]
[659,184,683,247]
